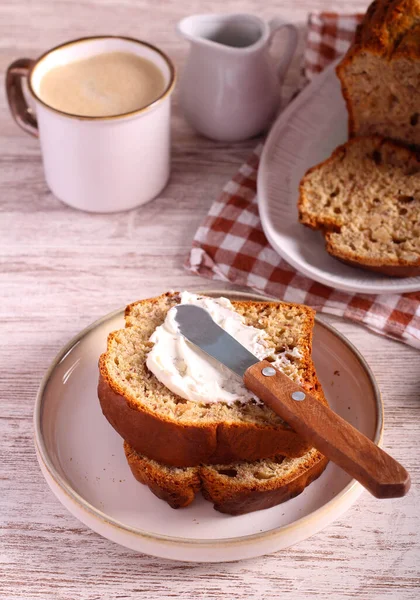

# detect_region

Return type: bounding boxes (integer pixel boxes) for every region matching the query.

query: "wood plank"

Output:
[1,0,419,598]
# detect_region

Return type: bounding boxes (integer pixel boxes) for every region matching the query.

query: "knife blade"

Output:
[174,304,410,499]
[173,304,259,377]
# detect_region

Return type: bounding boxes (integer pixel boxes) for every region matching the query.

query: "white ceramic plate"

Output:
[34,290,382,562]
[258,60,420,294]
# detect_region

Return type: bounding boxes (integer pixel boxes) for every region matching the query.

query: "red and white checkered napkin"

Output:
[185,12,420,349]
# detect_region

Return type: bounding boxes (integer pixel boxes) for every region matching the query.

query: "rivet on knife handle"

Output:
[244,360,411,499]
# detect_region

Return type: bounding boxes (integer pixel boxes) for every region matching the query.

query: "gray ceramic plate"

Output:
[34,290,383,562]
[258,60,420,294]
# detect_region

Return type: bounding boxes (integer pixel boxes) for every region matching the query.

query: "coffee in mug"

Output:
[39,52,166,117]
[6,36,176,213]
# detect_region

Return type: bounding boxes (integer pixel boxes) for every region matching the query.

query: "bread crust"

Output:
[124,441,329,515]
[202,454,329,515]
[336,0,420,138]
[98,295,327,467]
[298,135,420,276]
[325,236,420,277]
[123,442,201,508]
[99,357,314,466]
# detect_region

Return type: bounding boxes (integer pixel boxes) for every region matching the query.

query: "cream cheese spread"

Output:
[146,292,301,405]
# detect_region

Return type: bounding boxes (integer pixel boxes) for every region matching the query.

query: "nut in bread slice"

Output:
[124,441,328,515]
[98,292,328,467]
[298,136,420,276]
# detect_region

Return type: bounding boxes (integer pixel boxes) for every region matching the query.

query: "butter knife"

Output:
[174,304,410,499]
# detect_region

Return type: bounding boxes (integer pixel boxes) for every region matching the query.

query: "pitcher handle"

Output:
[6,58,38,137]
[269,18,298,84]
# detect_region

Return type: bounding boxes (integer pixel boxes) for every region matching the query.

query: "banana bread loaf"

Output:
[98,293,328,467]
[124,441,328,515]
[336,0,420,147]
[298,136,420,276]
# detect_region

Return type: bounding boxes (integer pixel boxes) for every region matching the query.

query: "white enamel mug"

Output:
[6,36,176,213]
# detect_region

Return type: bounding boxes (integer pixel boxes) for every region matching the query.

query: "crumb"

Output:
[69,457,72,462]
[334,370,340,376]
[348,406,351,410]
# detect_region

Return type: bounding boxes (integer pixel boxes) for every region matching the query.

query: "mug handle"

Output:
[6,58,38,137]
[269,18,298,84]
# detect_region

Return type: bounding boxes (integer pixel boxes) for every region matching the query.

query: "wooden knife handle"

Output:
[244,360,410,499]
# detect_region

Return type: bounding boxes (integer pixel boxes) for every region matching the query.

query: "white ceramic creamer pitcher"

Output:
[177,13,298,142]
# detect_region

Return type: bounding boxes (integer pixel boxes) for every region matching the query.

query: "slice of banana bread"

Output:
[336,0,420,147]
[99,293,328,467]
[298,136,420,276]
[124,441,328,515]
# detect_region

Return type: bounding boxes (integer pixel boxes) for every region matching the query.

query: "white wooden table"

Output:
[1,1,419,598]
